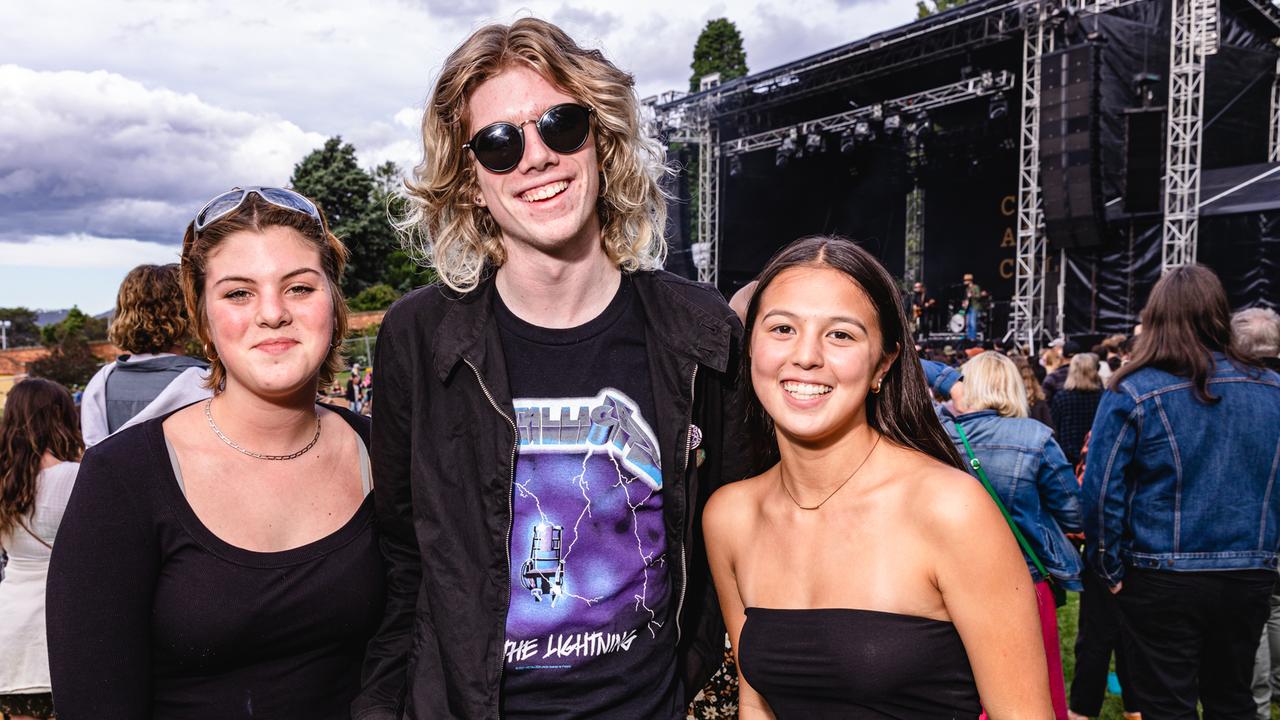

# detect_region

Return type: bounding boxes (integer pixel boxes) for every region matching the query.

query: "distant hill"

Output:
[33,308,113,327]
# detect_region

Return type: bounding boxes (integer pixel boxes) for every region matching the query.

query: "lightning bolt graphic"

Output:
[610,453,664,638]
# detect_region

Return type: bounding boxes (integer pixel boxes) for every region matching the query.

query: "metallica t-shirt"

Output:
[495,276,680,719]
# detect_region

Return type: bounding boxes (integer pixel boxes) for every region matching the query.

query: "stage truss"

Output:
[1162,0,1219,272]
[649,0,1224,338]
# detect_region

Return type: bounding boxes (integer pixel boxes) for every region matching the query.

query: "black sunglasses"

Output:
[464,103,594,174]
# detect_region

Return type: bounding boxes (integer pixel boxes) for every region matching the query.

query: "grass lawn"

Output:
[1057,592,1279,719]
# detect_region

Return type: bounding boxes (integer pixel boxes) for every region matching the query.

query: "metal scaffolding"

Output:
[1270,54,1280,162]
[723,72,1015,156]
[693,115,721,285]
[1006,0,1050,351]
[1162,0,1218,272]
[904,134,927,289]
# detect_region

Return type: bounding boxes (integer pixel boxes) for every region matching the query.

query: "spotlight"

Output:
[804,131,823,154]
[883,114,902,135]
[854,120,876,143]
[729,155,743,177]
[906,111,931,140]
[776,136,797,168]
[839,128,857,156]
[988,93,1009,121]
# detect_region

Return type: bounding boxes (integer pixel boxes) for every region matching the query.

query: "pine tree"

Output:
[690,19,749,92]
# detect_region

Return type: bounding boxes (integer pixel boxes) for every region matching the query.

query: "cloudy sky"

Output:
[0,0,917,314]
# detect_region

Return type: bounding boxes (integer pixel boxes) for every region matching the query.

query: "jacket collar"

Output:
[430,270,736,382]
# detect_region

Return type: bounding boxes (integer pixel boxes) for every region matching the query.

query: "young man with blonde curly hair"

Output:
[354,18,751,720]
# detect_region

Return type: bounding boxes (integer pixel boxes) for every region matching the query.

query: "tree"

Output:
[349,283,401,312]
[690,19,749,92]
[290,138,401,296]
[29,334,100,388]
[0,307,41,348]
[40,307,108,346]
[916,0,968,18]
[370,161,436,293]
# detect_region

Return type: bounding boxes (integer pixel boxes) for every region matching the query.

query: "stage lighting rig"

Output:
[988,93,1009,120]
[839,128,857,156]
[804,130,824,154]
[884,114,902,135]
[729,155,743,177]
[854,119,877,143]
[776,131,798,168]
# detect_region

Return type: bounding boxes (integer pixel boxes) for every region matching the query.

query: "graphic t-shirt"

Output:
[496,277,679,719]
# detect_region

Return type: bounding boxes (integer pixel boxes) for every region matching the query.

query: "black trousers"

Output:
[1116,567,1277,720]
[1070,559,1137,715]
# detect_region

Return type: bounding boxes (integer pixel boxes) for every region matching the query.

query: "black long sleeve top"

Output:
[46,408,384,720]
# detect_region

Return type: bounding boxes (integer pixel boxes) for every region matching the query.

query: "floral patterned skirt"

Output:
[687,639,739,719]
[0,692,55,719]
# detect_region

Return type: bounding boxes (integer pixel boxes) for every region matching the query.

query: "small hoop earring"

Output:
[871,378,883,395]
[203,342,217,361]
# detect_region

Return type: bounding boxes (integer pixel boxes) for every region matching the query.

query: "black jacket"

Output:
[354,271,751,719]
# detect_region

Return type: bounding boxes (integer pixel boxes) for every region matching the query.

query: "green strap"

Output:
[954,422,1051,581]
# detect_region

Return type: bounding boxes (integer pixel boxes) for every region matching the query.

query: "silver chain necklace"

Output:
[779,432,882,510]
[204,397,321,461]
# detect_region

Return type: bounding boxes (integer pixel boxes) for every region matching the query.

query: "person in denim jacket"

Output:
[940,352,1084,591]
[1082,265,1280,719]
[939,350,1083,720]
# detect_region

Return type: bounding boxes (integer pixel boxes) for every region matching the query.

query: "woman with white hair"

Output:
[1050,353,1104,466]
[939,351,1083,720]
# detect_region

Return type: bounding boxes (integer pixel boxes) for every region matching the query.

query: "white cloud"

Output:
[0,65,326,245]
[0,234,179,269]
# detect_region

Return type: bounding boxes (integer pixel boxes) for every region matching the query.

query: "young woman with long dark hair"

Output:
[703,236,1052,719]
[0,378,82,720]
[1083,264,1280,718]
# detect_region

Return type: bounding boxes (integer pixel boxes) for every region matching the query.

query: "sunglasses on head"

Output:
[193,186,321,232]
[464,103,594,174]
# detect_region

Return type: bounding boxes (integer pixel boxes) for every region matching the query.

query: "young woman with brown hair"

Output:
[0,378,82,720]
[1083,264,1280,717]
[47,188,383,719]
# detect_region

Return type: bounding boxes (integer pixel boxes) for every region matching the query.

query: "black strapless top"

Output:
[738,607,982,719]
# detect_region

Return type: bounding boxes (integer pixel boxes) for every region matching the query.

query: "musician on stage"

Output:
[961,273,988,342]
[909,281,937,337]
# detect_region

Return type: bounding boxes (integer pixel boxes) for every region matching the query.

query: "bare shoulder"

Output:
[703,470,772,538]
[884,445,999,541]
[916,450,1013,540]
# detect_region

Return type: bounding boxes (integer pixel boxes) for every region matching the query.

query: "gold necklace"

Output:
[779,432,882,510]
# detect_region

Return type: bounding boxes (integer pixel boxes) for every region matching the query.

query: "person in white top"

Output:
[0,378,82,720]
[81,263,211,447]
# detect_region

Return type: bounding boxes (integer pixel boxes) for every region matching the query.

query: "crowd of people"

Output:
[0,15,1277,720]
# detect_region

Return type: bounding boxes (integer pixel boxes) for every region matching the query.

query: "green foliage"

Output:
[916,0,968,18]
[290,139,401,297]
[29,334,101,387]
[0,307,41,348]
[349,283,401,312]
[371,160,437,292]
[690,18,748,92]
[40,307,108,346]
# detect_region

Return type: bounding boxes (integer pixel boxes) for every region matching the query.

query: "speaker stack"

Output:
[1039,43,1110,249]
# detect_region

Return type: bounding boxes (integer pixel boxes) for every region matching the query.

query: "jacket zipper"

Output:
[674,363,697,644]
[465,358,517,719]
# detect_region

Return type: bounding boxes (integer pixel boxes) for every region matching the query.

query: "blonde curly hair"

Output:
[399,17,670,292]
